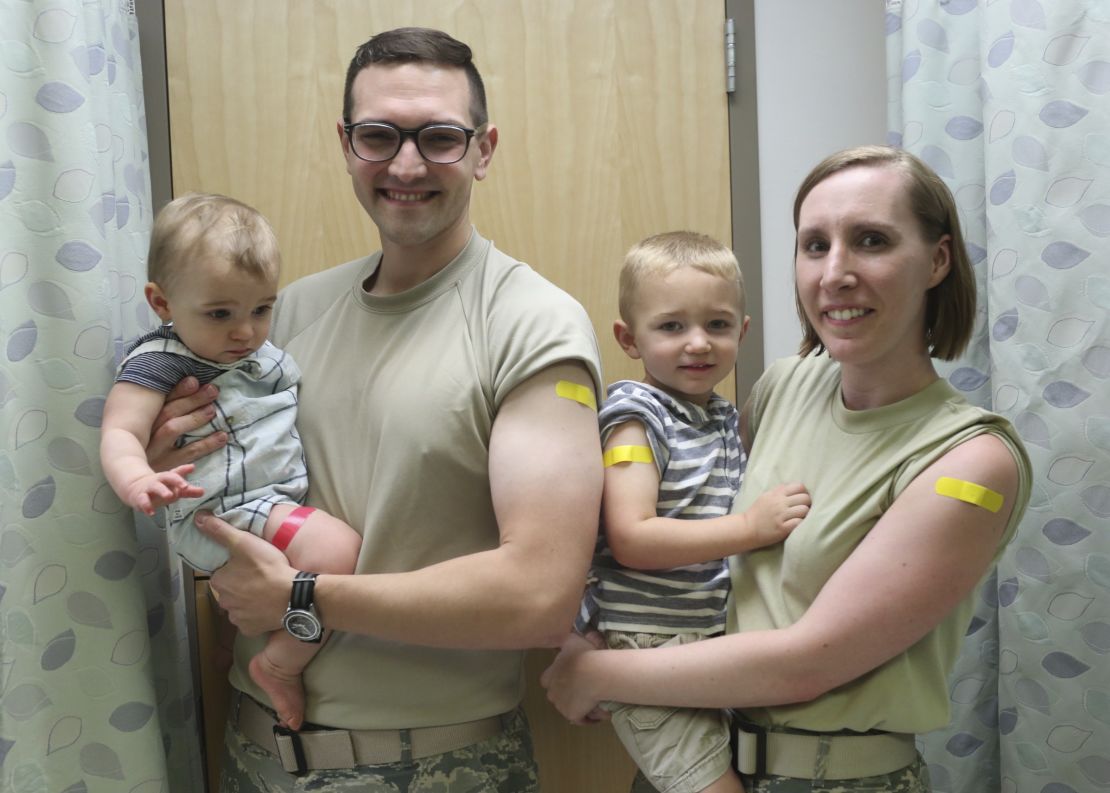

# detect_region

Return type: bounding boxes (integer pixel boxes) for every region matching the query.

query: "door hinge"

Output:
[725,18,736,94]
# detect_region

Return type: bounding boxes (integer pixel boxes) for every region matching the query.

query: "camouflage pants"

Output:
[629,756,931,793]
[218,708,539,792]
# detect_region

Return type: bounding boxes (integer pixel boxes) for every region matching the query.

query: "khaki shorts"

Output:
[604,631,732,793]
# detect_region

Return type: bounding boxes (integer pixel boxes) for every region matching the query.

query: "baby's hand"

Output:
[747,482,811,547]
[125,465,204,515]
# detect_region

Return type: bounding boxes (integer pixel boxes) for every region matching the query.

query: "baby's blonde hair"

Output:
[619,231,745,323]
[148,193,281,294]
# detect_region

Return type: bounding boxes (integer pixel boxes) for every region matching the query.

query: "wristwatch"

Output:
[282,571,323,643]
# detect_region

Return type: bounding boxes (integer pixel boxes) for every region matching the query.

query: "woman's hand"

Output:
[197,511,293,636]
[541,631,609,724]
[146,377,227,471]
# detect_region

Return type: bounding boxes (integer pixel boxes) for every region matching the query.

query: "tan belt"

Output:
[233,691,511,776]
[732,717,918,780]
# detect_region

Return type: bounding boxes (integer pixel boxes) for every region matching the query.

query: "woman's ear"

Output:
[144,282,173,323]
[928,234,952,288]
[613,320,641,360]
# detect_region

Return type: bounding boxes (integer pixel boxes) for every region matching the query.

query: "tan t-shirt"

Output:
[228,230,602,729]
[729,354,1031,734]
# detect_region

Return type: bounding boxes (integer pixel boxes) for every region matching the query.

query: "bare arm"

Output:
[201,360,603,650]
[603,421,810,570]
[544,432,1020,720]
[101,382,204,513]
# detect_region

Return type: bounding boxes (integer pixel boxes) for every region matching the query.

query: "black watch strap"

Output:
[290,571,318,610]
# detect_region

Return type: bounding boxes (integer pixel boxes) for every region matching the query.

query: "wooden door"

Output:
[165,2,732,790]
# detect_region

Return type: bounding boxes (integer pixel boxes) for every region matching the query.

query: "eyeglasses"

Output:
[342,121,482,165]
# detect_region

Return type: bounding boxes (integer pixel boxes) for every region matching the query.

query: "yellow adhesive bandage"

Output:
[556,380,597,410]
[935,477,1004,513]
[603,445,654,467]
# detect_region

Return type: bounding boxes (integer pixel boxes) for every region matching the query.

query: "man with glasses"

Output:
[156,27,603,792]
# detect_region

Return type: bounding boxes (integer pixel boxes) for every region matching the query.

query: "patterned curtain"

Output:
[0,2,203,791]
[886,1,1110,791]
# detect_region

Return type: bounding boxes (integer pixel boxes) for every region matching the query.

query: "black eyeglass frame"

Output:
[342,121,483,165]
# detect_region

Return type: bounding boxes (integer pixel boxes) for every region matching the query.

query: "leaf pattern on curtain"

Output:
[887,1,1110,791]
[0,2,203,791]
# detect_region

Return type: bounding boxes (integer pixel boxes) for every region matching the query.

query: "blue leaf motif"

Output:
[949,366,989,392]
[1012,0,1047,29]
[69,43,107,77]
[999,707,1018,735]
[1015,411,1052,450]
[992,308,1018,341]
[1078,60,1110,94]
[22,476,56,518]
[1043,518,1091,545]
[1041,651,1089,678]
[903,49,922,83]
[109,702,154,732]
[990,170,1017,205]
[942,0,977,14]
[147,603,165,636]
[1015,678,1051,714]
[1040,100,1088,128]
[75,397,105,427]
[41,628,76,670]
[1016,275,1051,310]
[1044,380,1090,407]
[0,160,14,202]
[116,196,130,229]
[1081,345,1110,377]
[7,122,54,162]
[1016,547,1052,582]
[999,577,1019,607]
[988,32,1015,68]
[35,82,86,113]
[1013,136,1049,170]
[94,550,136,580]
[917,19,949,52]
[884,11,902,35]
[1079,622,1110,653]
[966,241,986,265]
[945,733,983,757]
[1042,241,1089,269]
[946,115,982,140]
[56,240,101,271]
[7,320,37,362]
[921,145,955,179]
[1078,204,1110,237]
[1081,485,1110,518]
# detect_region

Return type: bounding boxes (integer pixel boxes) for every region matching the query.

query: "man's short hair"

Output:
[342,27,488,128]
[619,231,746,324]
[148,193,281,294]
[791,145,975,361]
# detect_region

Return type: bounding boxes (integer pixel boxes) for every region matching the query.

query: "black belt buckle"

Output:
[273,724,308,777]
[729,712,767,777]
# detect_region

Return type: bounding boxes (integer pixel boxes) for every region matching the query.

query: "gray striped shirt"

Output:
[577,380,744,636]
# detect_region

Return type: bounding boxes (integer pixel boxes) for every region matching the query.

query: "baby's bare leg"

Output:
[248,505,361,729]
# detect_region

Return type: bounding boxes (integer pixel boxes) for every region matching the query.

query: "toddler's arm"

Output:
[603,420,809,569]
[101,381,205,514]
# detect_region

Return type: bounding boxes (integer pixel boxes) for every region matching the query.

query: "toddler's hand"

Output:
[747,482,811,547]
[125,464,204,515]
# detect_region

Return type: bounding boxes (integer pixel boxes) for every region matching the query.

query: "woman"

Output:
[541,145,1032,792]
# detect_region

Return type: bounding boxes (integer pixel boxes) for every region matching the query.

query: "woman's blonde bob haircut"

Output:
[792,145,976,361]
[147,193,281,294]
[619,230,746,324]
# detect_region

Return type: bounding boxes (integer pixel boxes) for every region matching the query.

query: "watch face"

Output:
[283,609,322,642]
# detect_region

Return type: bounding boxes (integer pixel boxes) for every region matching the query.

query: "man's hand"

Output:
[541,631,609,725]
[146,377,227,472]
[196,511,294,636]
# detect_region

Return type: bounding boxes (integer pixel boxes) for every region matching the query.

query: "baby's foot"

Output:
[249,651,306,731]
